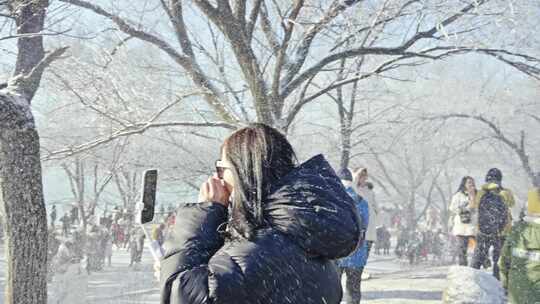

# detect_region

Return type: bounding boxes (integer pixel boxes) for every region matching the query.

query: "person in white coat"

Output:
[50,239,88,304]
[449,176,477,266]
[354,167,380,259]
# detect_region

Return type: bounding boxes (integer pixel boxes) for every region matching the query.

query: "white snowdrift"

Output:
[442,266,506,304]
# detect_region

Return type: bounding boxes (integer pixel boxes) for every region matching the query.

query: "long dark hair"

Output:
[456,176,475,194]
[222,123,297,239]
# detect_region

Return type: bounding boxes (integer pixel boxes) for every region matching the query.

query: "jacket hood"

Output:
[263,154,361,259]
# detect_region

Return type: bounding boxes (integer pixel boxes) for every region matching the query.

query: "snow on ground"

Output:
[83,247,160,304]
[0,245,160,304]
[359,256,447,304]
[443,266,505,304]
[0,244,455,304]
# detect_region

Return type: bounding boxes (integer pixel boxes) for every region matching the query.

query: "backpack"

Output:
[478,190,508,235]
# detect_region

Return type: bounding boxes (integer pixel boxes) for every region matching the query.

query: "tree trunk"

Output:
[340,124,352,171]
[405,193,417,231]
[0,96,48,304]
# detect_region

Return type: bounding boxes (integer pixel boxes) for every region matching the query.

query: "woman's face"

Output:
[357,173,368,187]
[221,149,235,194]
[465,178,475,192]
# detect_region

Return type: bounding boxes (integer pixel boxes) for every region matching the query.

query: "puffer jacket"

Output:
[499,215,540,304]
[160,155,362,304]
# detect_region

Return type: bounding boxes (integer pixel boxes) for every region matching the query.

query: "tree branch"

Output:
[271,0,304,103]
[192,0,273,123]
[259,1,281,53]
[427,113,535,182]
[280,0,363,89]
[285,54,419,127]
[9,46,68,100]
[60,0,240,124]
[246,0,263,42]
[42,121,236,161]
[282,0,490,98]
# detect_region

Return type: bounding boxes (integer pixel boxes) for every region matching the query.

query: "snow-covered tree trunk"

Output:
[0,1,67,303]
[0,92,48,304]
[340,126,353,171]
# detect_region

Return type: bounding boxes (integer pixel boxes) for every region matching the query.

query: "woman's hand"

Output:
[198,174,231,207]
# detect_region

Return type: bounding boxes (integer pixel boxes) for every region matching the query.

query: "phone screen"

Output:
[141,169,157,224]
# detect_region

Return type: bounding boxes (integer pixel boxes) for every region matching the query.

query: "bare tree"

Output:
[0,1,67,303]
[52,0,539,135]
[429,113,537,183]
[61,154,118,230]
[113,168,140,212]
[362,119,483,230]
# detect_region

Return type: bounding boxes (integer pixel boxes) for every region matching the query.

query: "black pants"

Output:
[339,267,364,304]
[456,235,474,266]
[471,234,504,279]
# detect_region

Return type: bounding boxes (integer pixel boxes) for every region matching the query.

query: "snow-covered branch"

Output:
[59,0,240,125]
[282,0,491,98]
[42,121,236,162]
[280,0,363,89]
[426,113,536,182]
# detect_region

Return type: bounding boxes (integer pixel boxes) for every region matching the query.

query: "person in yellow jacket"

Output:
[470,168,515,280]
[499,173,540,304]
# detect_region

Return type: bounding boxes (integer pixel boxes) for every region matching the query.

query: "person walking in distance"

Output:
[51,205,57,227]
[337,168,369,304]
[471,168,515,279]
[449,176,477,266]
[158,124,361,304]
[60,213,71,237]
[354,168,380,262]
[499,172,540,303]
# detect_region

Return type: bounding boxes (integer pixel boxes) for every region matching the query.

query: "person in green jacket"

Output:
[499,172,540,304]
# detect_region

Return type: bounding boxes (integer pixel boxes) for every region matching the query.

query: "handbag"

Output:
[459,207,471,224]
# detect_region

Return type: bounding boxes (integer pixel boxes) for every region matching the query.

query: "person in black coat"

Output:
[160,123,362,304]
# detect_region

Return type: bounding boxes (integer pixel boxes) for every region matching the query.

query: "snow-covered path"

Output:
[361,256,447,303]
[0,246,449,303]
[84,247,159,304]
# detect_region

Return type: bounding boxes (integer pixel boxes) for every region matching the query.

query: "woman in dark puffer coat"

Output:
[160,123,362,304]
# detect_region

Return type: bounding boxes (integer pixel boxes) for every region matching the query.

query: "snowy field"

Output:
[0,244,452,304]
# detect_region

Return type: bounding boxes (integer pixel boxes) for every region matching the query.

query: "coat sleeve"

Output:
[449,193,460,214]
[160,203,228,304]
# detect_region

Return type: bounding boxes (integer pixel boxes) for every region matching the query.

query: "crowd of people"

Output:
[157,124,539,304]
[447,169,540,303]
[48,205,176,276]
[41,124,539,304]
[47,203,177,303]
[394,228,445,265]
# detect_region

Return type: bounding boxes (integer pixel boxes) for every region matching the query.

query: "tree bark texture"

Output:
[0,94,48,304]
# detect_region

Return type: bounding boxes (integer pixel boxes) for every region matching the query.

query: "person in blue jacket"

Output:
[337,168,370,304]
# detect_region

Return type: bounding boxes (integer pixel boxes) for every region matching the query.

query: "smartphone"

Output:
[137,169,164,262]
[140,169,158,224]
